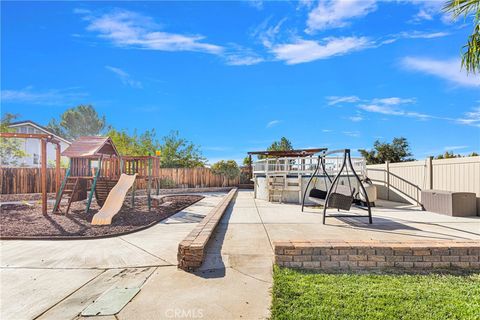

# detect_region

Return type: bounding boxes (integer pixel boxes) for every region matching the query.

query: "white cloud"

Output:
[349,115,364,122]
[225,54,264,66]
[456,107,480,127]
[246,0,263,10]
[359,104,431,120]
[371,97,415,105]
[349,96,480,127]
[272,36,371,64]
[402,57,480,87]
[105,66,142,88]
[253,17,287,49]
[327,95,360,105]
[399,31,450,39]
[224,45,264,66]
[444,145,468,151]
[297,0,315,9]
[381,30,450,45]
[405,1,448,23]
[343,131,360,137]
[266,120,281,128]
[81,9,223,55]
[1,87,88,106]
[322,129,333,133]
[306,0,377,32]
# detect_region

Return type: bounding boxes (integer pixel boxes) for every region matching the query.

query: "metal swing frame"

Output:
[301,149,372,224]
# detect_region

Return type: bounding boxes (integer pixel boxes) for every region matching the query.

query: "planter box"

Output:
[422,190,477,217]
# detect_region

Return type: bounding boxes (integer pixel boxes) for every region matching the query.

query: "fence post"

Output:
[427,156,433,190]
[385,160,390,201]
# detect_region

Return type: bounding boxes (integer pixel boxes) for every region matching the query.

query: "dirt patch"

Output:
[0,195,203,239]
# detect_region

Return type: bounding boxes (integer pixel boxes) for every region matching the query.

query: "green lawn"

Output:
[271,266,480,320]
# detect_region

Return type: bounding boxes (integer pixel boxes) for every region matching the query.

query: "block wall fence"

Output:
[366,156,480,214]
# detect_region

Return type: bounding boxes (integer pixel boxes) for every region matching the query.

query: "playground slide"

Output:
[91,173,137,225]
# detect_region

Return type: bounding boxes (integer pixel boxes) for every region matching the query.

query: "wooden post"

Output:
[55,143,61,193]
[248,154,252,180]
[385,160,390,201]
[41,139,47,214]
[147,157,152,211]
[427,156,433,190]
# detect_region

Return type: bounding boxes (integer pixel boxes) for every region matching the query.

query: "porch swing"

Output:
[301,149,372,224]
[303,155,331,203]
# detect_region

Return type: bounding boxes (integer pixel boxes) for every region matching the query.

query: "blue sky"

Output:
[2,0,480,164]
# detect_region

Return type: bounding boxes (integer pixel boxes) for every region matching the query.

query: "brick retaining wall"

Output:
[274,240,480,271]
[177,188,237,271]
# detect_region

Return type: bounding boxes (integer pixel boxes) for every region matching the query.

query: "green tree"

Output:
[47,105,106,140]
[158,131,206,168]
[436,151,479,159]
[0,113,28,166]
[243,156,252,166]
[259,137,294,159]
[268,137,293,152]
[435,151,461,159]
[444,0,480,73]
[359,137,414,164]
[211,160,240,186]
[107,128,160,156]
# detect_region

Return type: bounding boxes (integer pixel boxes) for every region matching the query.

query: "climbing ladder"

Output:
[53,170,80,214]
[268,175,286,203]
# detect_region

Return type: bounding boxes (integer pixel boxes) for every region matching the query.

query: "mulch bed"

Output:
[0,195,203,239]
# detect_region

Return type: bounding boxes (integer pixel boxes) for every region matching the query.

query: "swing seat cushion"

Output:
[327,185,354,210]
[309,188,327,200]
[328,193,353,210]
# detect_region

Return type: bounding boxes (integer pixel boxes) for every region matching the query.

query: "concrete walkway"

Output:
[2,190,478,320]
[0,191,273,320]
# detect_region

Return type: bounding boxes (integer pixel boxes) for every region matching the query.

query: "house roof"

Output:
[61,136,119,158]
[247,148,327,158]
[8,120,71,144]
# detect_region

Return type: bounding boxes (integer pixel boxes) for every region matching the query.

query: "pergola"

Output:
[0,132,63,214]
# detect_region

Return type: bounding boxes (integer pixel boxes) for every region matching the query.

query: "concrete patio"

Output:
[1,190,479,320]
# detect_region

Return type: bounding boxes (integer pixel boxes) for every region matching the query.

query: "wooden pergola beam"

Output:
[0,132,61,144]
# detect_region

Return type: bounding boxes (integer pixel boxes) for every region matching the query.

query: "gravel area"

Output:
[0,195,203,239]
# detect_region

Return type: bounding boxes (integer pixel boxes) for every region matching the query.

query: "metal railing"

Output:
[252,156,366,176]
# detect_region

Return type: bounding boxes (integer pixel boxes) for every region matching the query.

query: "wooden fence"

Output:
[0,167,240,194]
[1,168,67,194]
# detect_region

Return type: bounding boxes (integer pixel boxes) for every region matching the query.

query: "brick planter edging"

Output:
[177,188,237,271]
[274,240,480,271]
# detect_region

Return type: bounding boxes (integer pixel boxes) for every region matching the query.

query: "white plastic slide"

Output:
[91,173,137,225]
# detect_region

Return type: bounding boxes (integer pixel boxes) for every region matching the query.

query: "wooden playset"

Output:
[53,136,161,216]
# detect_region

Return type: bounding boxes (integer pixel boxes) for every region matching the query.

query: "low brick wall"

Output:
[177,188,237,271]
[274,240,480,271]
